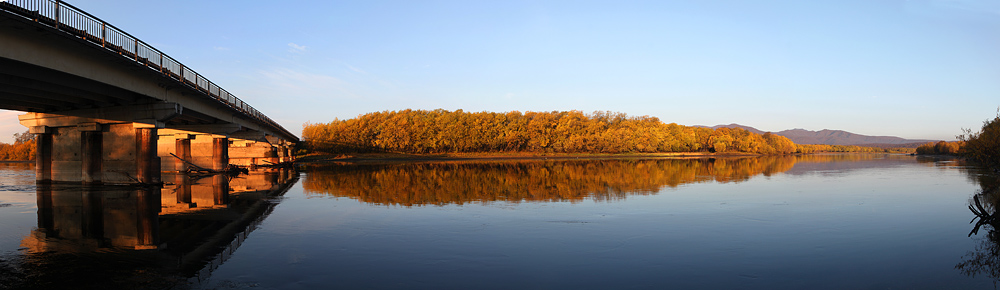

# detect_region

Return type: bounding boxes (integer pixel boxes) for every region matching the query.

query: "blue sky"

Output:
[2,0,998,143]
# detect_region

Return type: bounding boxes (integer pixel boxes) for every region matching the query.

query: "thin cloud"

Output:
[257,68,356,99]
[287,43,307,54]
[213,46,231,51]
[346,65,367,74]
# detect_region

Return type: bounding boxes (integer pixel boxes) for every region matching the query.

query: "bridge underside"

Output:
[1,9,296,185]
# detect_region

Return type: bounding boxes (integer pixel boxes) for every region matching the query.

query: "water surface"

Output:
[0,155,997,289]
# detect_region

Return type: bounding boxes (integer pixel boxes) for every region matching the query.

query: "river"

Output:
[0,154,998,289]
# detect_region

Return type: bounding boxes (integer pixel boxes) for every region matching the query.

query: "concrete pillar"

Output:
[80,124,102,185]
[136,128,157,184]
[284,145,292,163]
[32,126,52,183]
[175,137,191,171]
[213,137,228,171]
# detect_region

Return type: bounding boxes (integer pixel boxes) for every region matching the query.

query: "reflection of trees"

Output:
[956,163,1000,281]
[302,156,804,206]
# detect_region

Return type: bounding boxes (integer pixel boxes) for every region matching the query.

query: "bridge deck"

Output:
[0,0,296,142]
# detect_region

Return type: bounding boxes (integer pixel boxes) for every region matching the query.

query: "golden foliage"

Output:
[915,141,965,155]
[303,110,802,155]
[959,112,1000,168]
[0,140,35,161]
[795,144,913,154]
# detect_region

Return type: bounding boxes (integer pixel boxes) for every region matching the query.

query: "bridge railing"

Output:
[0,0,297,140]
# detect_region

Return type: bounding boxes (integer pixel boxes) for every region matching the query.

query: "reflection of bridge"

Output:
[0,0,297,185]
[19,169,299,286]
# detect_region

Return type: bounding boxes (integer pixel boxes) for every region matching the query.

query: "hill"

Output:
[704,124,935,147]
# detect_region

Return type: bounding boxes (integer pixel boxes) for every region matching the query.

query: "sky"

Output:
[2,0,999,143]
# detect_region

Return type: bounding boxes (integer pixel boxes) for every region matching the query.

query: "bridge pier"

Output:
[159,132,229,172]
[33,127,52,183]
[29,123,162,184]
[160,129,292,172]
[81,126,101,185]
[229,139,277,167]
[214,136,229,171]
[136,127,159,184]
[20,108,173,184]
[22,108,293,184]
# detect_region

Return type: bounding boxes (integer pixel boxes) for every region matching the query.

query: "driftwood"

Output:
[168,153,249,175]
[169,153,214,173]
[107,170,161,186]
[970,193,999,237]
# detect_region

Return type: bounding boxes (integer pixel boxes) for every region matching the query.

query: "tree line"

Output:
[302,109,906,155]
[915,141,965,155]
[913,111,1000,169]
[957,112,1000,168]
[0,131,35,161]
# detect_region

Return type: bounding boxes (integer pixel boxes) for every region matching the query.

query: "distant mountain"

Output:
[700,124,936,147]
[704,123,766,135]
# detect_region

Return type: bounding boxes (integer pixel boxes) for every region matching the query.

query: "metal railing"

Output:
[0,0,297,140]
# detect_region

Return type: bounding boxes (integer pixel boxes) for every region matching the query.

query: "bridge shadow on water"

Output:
[0,168,299,290]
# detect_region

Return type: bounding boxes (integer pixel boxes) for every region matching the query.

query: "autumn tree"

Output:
[302,109,813,155]
[960,111,1000,168]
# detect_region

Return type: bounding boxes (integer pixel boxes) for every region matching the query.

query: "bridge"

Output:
[0,0,298,184]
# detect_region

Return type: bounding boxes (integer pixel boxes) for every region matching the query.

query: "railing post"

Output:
[54,1,59,29]
[101,22,105,47]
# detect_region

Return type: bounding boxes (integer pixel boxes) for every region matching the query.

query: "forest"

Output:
[302,109,905,155]
[0,131,35,161]
[915,141,965,155]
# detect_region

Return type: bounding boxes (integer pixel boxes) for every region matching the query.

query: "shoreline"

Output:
[296,152,730,164]
[293,152,906,164]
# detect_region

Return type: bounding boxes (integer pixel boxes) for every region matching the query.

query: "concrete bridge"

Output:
[0,0,298,184]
